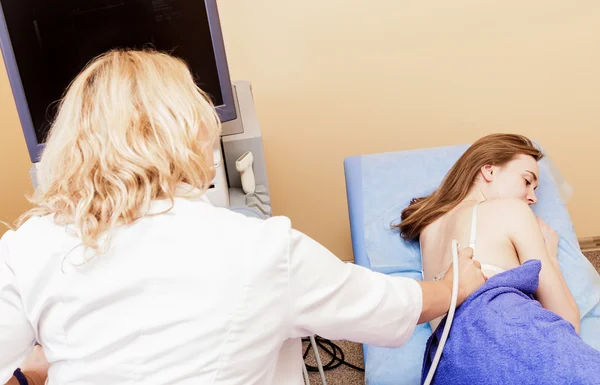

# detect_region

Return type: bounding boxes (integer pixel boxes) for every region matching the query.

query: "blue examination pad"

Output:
[344,144,600,385]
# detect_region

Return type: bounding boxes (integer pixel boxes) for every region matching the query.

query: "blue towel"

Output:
[422,260,600,385]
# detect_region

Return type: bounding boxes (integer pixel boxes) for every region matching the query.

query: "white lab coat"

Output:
[0,191,422,384]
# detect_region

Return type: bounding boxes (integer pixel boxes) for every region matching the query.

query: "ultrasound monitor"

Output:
[0,0,236,163]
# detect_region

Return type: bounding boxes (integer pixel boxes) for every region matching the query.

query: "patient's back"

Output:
[420,199,522,330]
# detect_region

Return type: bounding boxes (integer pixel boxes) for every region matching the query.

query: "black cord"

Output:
[302,336,365,373]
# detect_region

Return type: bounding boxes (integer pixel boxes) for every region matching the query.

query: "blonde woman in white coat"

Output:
[0,49,485,385]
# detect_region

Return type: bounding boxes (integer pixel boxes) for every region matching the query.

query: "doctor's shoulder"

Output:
[222,206,295,243]
[0,215,58,263]
[196,201,296,245]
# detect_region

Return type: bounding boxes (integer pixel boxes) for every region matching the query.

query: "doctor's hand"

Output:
[441,247,486,307]
[417,247,485,324]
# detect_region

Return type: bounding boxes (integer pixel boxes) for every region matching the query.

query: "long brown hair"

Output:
[397,134,543,241]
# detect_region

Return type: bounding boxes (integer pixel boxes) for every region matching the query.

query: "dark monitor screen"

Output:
[0,0,235,163]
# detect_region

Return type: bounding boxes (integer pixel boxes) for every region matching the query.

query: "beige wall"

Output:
[216,0,600,259]
[0,50,33,235]
[1,1,599,259]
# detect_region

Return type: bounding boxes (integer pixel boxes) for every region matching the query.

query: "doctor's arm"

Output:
[286,229,484,347]
[0,234,42,385]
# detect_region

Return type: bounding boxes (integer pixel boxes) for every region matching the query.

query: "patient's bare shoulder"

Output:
[479,198,536,232]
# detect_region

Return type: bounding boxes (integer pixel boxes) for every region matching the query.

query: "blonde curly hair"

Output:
[17,49,221,250]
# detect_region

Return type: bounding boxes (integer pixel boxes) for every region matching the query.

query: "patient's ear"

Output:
[481,164,495,182]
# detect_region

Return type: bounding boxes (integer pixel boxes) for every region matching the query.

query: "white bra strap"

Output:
[480,263,506,275]
[469,202,480,254]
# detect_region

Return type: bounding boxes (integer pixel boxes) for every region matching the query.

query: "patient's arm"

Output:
[501,199,580,333]
[537,218,580,328]
[537,218,559,261]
